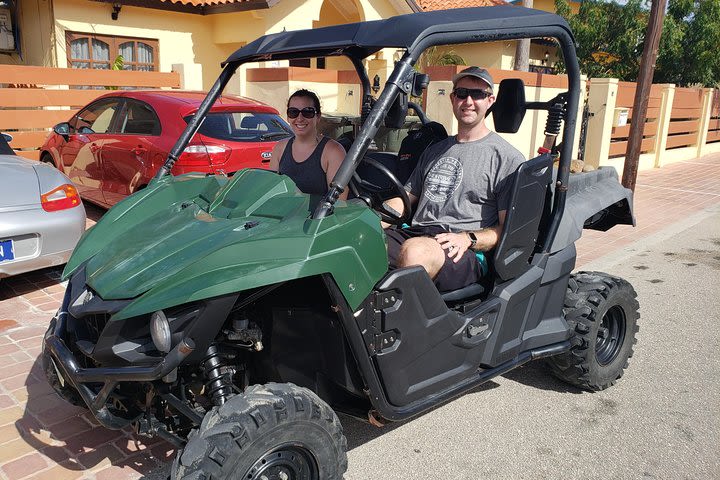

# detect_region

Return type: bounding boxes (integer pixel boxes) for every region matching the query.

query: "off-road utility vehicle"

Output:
[43,6,639,479]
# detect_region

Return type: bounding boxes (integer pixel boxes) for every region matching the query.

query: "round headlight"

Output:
[150,310,171,353]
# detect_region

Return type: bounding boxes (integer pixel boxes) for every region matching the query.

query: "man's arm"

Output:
[467,210,507,252]
[434,210,507,263]
[381,192,418,229]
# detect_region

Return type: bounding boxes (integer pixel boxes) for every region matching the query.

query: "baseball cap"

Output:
[452,66,494,91]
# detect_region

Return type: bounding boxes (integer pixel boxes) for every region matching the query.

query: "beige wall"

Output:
[443,42,516,71]
[245,79,361,116]
[1,0,55,66]
[17,0,411,91]
[531,0,581,15]
[52,0,227,88]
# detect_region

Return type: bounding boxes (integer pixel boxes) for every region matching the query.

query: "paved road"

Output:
[144,206,720,479]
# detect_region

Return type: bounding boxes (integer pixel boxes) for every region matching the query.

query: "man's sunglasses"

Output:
[451,88,493,100]
[287,107,318,119]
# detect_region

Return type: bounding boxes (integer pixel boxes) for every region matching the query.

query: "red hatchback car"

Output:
[41,91,292,207]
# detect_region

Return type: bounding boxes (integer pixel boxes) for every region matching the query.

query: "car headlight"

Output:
[150,310,171,353]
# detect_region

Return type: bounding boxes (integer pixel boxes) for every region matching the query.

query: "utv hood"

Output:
[65,170,387,319]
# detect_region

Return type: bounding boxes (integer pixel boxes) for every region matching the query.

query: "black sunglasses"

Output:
[287,107,318,119]
[452,88,493,100]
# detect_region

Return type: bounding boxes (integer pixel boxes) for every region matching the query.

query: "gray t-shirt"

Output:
[405,132,525,231]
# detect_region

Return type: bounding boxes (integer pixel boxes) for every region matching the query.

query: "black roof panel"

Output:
[224,6,571,65]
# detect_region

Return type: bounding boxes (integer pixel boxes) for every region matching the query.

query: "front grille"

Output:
[84,313,111,342]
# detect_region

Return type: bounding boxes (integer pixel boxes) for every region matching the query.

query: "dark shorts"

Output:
[385,225,483,292]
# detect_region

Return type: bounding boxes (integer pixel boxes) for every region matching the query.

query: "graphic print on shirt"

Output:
[424,156,463,202]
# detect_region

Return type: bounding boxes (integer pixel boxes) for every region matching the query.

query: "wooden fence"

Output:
[708,89,720,144]
[666,87,705,150]
[0,65,180,160]
[609,82,663,157]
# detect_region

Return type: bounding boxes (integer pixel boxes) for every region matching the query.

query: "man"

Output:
[384,66,525,292]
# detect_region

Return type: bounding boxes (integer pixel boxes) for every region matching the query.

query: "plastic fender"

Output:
[110,207,387,320]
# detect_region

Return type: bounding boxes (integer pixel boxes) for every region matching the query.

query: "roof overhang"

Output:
[92,0,279,15]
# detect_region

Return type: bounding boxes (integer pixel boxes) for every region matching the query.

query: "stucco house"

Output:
[0,0,567,94]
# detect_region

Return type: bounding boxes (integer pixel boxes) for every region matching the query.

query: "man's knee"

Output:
[398,237,444,276]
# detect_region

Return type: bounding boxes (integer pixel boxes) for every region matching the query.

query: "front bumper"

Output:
[43,285,196,430]
[0,203,85,278]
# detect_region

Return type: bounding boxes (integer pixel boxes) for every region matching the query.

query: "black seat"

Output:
[493,153,554,282]
[395,121,447,184]
[440,283,484,302]
[439,152,553,303]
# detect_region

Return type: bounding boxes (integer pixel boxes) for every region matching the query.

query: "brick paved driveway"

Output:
[0,204,173,480]
[0,153,719,479]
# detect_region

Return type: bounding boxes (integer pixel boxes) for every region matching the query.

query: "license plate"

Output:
[0,239,14,262]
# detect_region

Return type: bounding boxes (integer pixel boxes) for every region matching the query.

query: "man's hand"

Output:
[381,193,418,229]
[435,232,472,263]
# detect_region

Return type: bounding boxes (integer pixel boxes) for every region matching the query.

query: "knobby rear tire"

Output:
[547,271,639,391]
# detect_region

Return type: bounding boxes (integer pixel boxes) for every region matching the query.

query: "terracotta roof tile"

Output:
[417,0,507,11]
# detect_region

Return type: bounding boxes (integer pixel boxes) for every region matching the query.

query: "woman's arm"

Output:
[322,139,349,200]
[268,139,288,172]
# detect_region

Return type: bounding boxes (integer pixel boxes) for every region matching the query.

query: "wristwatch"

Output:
[467,231,478,250]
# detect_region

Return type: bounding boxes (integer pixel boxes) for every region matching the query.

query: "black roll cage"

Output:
[153,6,581,256]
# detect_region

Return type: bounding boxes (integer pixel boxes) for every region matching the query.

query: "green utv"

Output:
[43,6,639,479]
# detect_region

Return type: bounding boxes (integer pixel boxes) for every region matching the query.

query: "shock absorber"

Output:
[538,96,567,155]
[201,344,233,406]
[544,101,565,137]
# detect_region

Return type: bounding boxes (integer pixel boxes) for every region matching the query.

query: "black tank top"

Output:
[278,136,330,196]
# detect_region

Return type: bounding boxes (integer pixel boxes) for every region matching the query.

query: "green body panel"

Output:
[64,170,388,320]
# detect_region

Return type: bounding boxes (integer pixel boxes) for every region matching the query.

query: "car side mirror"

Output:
[1,132,12,143]
[54,122,70,138]
[384,92,408,129]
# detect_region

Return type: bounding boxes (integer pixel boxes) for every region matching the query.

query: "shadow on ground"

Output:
[342,380,500,451]
[502,361,584,394]
[17,354,173,476]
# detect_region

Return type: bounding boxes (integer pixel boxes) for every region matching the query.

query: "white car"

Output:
[0,133,86,278]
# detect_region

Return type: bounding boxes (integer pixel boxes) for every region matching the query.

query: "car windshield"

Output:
[185,112,292,142]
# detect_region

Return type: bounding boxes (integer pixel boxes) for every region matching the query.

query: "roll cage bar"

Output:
[154,6,581,255]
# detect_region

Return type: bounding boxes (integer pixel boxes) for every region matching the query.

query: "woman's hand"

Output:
[435,232,472,263]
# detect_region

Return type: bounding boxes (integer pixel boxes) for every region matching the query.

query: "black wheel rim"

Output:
[596,305,626,366]
[244,443,318,480]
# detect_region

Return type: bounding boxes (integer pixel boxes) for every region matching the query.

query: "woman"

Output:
[269,89,347,199]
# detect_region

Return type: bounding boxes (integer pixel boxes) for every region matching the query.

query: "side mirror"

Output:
[491,79,527,134]
[384,92,408,129]
[411,73,430,97]
[54,122,70,137]
[1,132,12,143]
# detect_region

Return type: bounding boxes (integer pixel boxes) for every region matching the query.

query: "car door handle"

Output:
[90,143,100,153]
[132,147,147,155]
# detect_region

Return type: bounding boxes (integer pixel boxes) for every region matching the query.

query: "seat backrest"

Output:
[240,116,260,129]
[396,121,448,184]
[493,153,553,282]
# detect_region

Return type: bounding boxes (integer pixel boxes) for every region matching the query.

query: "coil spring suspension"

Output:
[201,344,233,406]
[544,102,566,137]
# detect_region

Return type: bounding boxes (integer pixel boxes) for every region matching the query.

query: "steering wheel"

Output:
[349,156,412,226]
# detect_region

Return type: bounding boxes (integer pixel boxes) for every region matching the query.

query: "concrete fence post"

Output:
[696,88,714,159]
[171,63,203,91]
[583,78,618,169]
[426,81,456,135]
[653,84,675,168]
[572,75,588,161]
